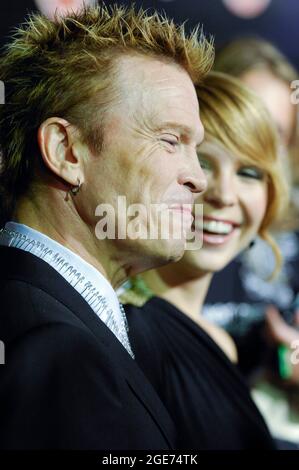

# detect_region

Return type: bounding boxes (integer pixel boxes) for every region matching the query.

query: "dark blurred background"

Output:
[1,0,299,68]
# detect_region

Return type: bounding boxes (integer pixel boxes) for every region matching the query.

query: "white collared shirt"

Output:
[0,222,134,358]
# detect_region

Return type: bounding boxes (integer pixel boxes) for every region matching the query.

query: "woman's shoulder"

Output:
[196,315,238,363]
[126,296,237,364]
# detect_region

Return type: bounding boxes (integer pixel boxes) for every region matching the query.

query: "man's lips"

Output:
[169,204,193,215]
[168,204,194,230]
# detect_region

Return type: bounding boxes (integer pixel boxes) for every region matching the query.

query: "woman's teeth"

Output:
[203,220,233,235]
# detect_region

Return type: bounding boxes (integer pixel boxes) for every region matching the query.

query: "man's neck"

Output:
[14,191,127,289]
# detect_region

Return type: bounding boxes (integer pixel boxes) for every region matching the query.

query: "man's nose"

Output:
[204,173,237,208]
[179,156,207,200]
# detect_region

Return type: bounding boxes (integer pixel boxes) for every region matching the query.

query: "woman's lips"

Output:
[193,216,241,246]
[203,215,241,228]
[202,229,237,246]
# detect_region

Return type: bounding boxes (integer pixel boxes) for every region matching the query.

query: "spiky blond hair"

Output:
[0,4,214,226]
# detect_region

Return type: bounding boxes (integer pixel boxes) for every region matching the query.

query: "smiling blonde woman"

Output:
[120,71,288,450]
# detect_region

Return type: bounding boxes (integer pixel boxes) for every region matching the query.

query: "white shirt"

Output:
[0,222,134,358]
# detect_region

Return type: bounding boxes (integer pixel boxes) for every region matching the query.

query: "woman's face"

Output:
[241,69,296,146]
[183,138,268,273]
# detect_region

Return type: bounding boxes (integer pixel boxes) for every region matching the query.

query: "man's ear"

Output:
[37,117,85,186]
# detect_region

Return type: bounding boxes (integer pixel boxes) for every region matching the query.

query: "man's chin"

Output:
[121,237,186,276]
[153,238,186,265]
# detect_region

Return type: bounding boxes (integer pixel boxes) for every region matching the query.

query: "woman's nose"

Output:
[204,174,237,208]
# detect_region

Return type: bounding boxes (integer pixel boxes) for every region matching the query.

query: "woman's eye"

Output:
[238,167,265,180]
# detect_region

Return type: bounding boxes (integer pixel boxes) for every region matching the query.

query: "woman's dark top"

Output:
[126,296,276,450]
[204,232,299,378]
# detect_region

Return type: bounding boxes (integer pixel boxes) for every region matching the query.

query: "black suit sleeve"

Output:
[0,323,128,449]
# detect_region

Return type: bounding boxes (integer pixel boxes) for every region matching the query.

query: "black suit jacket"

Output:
[0,246,176,450]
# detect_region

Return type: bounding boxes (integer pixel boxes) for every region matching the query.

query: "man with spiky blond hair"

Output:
[0,5,213,449]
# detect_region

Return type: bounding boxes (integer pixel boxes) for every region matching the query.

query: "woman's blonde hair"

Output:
[120,71,289,306]
[214,38,299,230]
[196,71,289,275]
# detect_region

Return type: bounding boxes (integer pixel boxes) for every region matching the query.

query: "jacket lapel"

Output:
[0,246,176,447]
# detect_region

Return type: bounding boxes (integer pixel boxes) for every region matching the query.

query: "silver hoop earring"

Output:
[70,178,82,196]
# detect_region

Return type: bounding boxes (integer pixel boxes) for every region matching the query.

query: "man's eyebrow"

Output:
[155,121,204,144]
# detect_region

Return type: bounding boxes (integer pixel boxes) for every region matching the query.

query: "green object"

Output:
[119,275,154,307]
[278,344,293,380]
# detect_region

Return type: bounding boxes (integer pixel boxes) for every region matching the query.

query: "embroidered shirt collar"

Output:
[0,222,134,358]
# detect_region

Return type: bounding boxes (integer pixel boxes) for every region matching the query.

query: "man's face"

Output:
[81,55,207,273]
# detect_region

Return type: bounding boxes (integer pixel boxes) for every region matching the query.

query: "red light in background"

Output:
[222,0,272,19]
[34,0,96,19]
